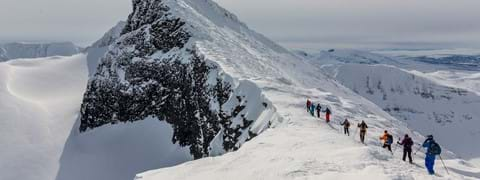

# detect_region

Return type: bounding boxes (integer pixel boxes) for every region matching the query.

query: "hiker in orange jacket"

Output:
[379,130,393,152]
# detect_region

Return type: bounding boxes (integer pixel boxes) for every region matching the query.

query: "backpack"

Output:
[386,134,393,145]
[404,138,413,148]
[429,141,442,155]
[359,123,368,130]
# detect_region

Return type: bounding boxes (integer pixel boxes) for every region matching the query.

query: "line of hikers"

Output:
[306,99,332,123]
[377,131,443,175]
[306,99,445,176]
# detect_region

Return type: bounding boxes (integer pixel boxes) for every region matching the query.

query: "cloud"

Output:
[1,0,479,49]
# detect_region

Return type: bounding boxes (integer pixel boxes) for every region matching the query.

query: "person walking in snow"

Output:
[358,121,368,144]
[422,135,442,175]
[310,103,316,116]
[340,118,351,136]
[306,99,312,112]
[316,104,322,118]
[379,130,393,152]
[325,107,331,123]
[398,134,414,164]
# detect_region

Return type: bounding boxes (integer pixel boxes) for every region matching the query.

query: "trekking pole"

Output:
[439,155,450,175]
[392,138,400,155]
[392,145,397,156]
[413,144,423,155]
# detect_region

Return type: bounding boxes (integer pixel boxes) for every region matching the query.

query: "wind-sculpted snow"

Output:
[0,42,80,61]
[0,55,88,180]
[80,0,279,160]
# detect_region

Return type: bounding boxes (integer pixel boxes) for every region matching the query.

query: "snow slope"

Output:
[130,1,480,179]
[300,50,480,167]
[0,55,88,180]
[0,42,81,61]
[137,96,480,179]
[329,64,480,164]
[414,70,480,95]
[3,0,480,180]
[0,55,192,180]
[137,58,480,180]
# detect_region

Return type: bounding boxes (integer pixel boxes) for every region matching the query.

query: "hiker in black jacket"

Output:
[316,104,322,118]
[357,121,368,144]
[340,119,351,136]
[398,134,414,163]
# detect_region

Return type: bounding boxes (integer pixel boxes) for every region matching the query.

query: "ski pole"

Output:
[439,155,450,175]
[392,145,397,156]
[392,138,400,155]
[413,144,423,155]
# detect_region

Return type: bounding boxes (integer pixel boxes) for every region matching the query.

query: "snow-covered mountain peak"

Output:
[89,21,127,49]
[121,0,288,54]
[85,21,126,75]
[74,1,283,178]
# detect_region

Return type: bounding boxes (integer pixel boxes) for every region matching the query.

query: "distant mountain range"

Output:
[0,42,81,61]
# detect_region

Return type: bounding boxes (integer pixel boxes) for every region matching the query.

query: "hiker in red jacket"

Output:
[306,99,312,112]
[325,108,331,123]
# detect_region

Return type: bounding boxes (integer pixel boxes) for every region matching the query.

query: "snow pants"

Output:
[403,149,412,163]
[360,130,366,143]
[383,144,392,152]
[425,154,436,175]
[344,128,349,136]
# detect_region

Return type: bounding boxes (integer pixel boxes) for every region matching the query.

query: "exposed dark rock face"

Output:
[79,0,270,159]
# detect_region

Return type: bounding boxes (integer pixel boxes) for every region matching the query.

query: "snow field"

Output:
[138,79,480,179]
[0,55,88,180]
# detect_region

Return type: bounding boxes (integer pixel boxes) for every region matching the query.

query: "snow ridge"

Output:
[85,21,127,75]
[79,0,280,163]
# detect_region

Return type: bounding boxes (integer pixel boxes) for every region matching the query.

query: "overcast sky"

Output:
[1,0,480,50]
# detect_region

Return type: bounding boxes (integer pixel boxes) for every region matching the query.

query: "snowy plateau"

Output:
[1,0,480,180]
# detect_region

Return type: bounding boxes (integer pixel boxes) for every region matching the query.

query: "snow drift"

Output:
[0,55,88,180]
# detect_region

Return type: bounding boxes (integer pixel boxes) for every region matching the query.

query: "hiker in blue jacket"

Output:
[422,135,441,175]
[310,103,316,116]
